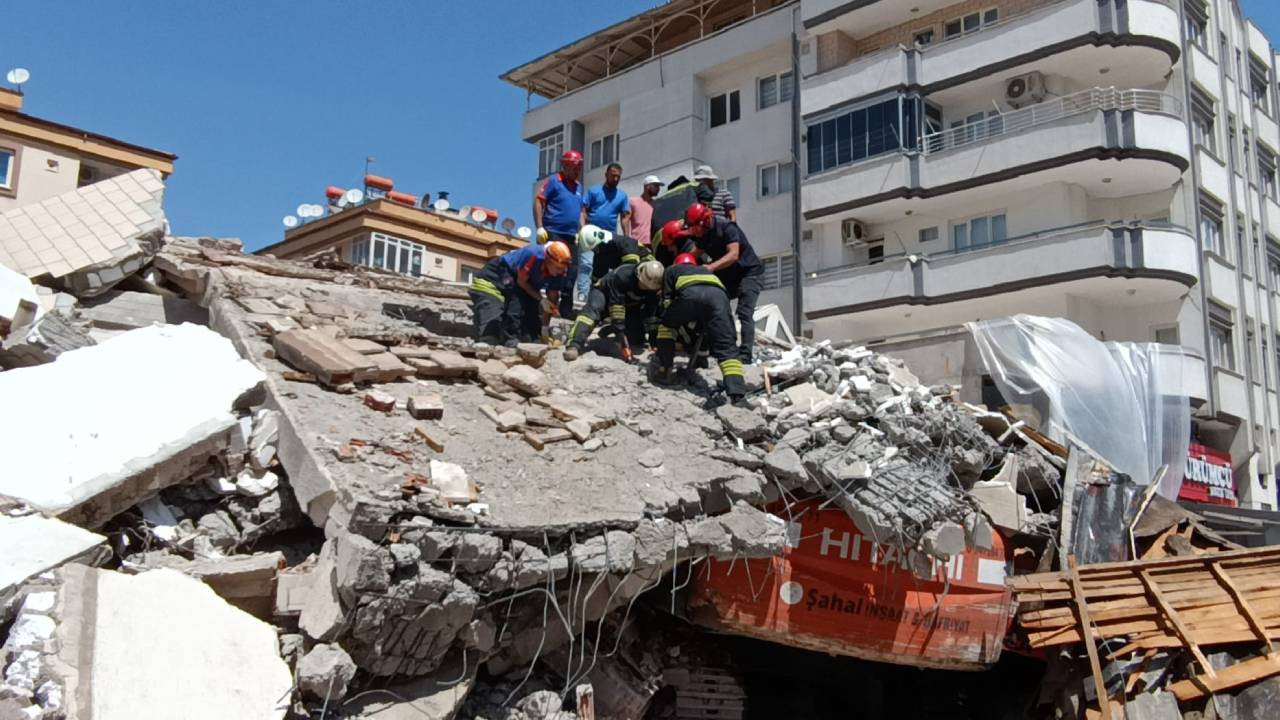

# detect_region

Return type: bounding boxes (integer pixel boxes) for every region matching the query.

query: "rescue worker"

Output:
[469,240,572,347]
[533,150,585,317]
[651,219,698,267]
[654,252,746,402]
[578,224,652,282]
[564,259,664,362]
[682,203,765,364]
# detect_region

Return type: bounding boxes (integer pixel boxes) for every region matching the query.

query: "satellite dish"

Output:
[283,215,299,228]
[344,188,364,204]
[501,218,516,232]
[517,226,532,239]
[433,198,450,212]
[470,208,487,223]
[309,204,325,217]
[6,68,30,85]
[336,196,348,208]
[296,203,311,218]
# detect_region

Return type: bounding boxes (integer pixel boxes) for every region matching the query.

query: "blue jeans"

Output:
[576,250,593,299]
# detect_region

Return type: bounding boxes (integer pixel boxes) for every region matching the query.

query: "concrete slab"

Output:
[0,514,105,603]
[51,565,292,720]
[0,323,265,526]
[77,290,208,330]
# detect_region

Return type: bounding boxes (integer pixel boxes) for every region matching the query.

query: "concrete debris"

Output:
[143,551,283,618]
[297,643,357,705]
[0,262,40,340]
[0,323,265,527]
[77,289,208,330]
[0,515,105,608]
[274,327,375,387]
[408,393,444,420]
[502,363,550,396]
[364,389,397,412]
[430,459,477,503]
[0,309,95,369]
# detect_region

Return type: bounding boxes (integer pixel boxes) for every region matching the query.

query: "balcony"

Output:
[803,0,1180,115]
[804,221,1198,320]
[804,88,1188,222]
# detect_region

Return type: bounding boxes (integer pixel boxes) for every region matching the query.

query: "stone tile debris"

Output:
[502,363,550,396]
[273,327,375,387]
[77,290,208,330]
[297,643,357,705]
[407,393,444,420]
[342,337,386,355]
[0,169,167,297]
[0,514,105,604]
[144,551,284,619]
[39,565,292,719]
[0,261,40,338]
[359,351,416,382]
[0,309,95,369]
[0,323,265,526]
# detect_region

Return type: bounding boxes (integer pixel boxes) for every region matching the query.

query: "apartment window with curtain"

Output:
[760,254,796,290]
[1259,146,1278,201]
[1191,90,1217,154]
[1184,0,1209,52]
[1199,194,1226,257]
[757,72,793,110]
[1209,306,1236,372]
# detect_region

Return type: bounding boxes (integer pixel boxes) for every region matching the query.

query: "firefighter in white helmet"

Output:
[564,259,664,361]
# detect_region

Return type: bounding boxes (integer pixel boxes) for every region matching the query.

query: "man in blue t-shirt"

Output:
[534,150,585,317]
[579,163,631,300]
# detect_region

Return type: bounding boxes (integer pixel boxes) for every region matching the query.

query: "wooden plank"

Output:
[273,328,376,387]
[1168,653,1280,701]
[1068,556,1112,720]
[413,425,445,453]
[523,431,545,451]
[1137,569,1216,678]
[1008,546,1280,589]
[1209,562,1276,656]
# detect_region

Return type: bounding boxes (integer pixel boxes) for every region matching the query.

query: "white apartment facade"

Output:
[506,0,1280,509]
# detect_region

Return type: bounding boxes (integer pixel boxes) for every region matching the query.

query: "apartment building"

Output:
[501,0,802,320]
[0,87,175,212]
[799,0,1279,509]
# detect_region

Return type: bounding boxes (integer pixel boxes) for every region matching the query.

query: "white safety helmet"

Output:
[576,224,613,252]
[636,260,664,291]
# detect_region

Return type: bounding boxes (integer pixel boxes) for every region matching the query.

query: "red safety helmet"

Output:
[660,219,686,246]
[673,253,698,266]
[561,150,583,168]
[684,202,713,229]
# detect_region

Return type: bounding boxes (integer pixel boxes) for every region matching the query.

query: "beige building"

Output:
[0,87,176,212]
[257,198,526,284]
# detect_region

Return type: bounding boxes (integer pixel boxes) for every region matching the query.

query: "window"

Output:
[758,161,795,197]
[1228,115,1239,167]
[589,133,618,169]
[945,9,997,39]
[757,72,793,110]
[537,130,564,178]
[919,226,939,243]
[760,254,797,290]
[1247,328,1257,380]
[1154,326,1180,345]
[1264,334,1272,384]
[944,19,962,39]
[1210,310,1235,372]
[806,96,917,174]
[0,147,12,190]
[1250,59,1272,116]
[1185,0,1208,52]
[709,90,741,128]
[358,233,426,277]
[1221,33,1232,76]
[1199,194,1225,256]
[1191,90,1217,154]
[461,266,481,284]
[1236,214,1248,273]
[1244,128,1253,173]
[1269,251,1280,290]
[951,213,1007,251]
[913,29,934,47]
[867,240,885,265]
[1259,146,1278,201]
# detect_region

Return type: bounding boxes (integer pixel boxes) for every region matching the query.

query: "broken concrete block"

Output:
[566,418,592,442]
[297,643,358,705]
[718,502,786,557]
[784,382,833,411]
[358,352,416,382]
[161,551,283,619]
[0,169,167,298]
[969,475,1028,533]
[0,324,264,527]
[407,393,444,420]
[273,328,375,387]
[409,350,477,378]
[502,364,550,396]
[637,448,665,468]
[0,515,105,605]
[921,522,967,558]
[570,531,635,574]
[763,446,805,484]
[516,342,549,367]
[0,262,40,340]
[47,565,292,719]
[887,364,920,390]
[714,404,769,441]
[342,337,386,355]
[77,290,208,330]
[710,448,764,470]
[0,310,95,368]
[300,541,346,642]
[364,390,397,412]
[430,460,477,503]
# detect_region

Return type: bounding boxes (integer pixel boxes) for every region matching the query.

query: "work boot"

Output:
[693,352,710,369]
[563,347,580,362]
[503,338,519,349]
[723,374,747,403]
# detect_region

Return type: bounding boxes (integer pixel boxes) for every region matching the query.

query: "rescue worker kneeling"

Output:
[654,253,747,402]
[564,259,664,361]
[468,241,571,347]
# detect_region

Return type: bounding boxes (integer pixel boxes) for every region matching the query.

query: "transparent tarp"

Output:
[968,315,1189,500]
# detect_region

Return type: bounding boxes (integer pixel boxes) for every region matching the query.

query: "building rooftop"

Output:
[500,0,793,100]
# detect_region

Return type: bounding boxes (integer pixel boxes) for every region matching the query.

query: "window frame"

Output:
[760,253,797,290]
[709,89,742,129]
[536,130,565,179]
[1258,145,1278,202]
[1199,194,1227,258]
[589,133,619,170]
[0,145,17,196]
[1190,89,1217,155]
[945,8,998,39]
[913,28,935,47]
[919,226,939,243]
[1185,0,1209,53]
[757,160,795,198]
[950,212,1008,251]
[363,232,427,278]
[1209,304,1236,372]
[757,71,793,110]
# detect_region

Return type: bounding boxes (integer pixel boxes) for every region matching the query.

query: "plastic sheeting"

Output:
[967,315,1189,500]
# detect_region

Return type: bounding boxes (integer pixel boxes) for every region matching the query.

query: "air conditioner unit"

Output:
[841,218,867,246]
[1005,71,1047,108]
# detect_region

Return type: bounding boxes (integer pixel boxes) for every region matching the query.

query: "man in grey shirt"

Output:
[693,165,736,222]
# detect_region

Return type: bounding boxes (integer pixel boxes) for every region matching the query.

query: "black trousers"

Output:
[730,269,764,362]
[657,285,746,396]
[567,287,647,351]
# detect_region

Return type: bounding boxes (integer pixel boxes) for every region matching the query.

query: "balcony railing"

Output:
[922,87,1182,155]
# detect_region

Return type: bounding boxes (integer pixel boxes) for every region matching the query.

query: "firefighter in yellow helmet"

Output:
[564,259,664,361]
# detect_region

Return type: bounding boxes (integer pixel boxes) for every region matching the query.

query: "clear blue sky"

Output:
[5,1,1280,252]
[3,1,652,251]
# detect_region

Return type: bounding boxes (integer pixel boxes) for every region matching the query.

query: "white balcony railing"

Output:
[922,87,1182,155]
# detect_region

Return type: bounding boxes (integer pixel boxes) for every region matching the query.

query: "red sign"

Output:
[689,501,1013,670]
[1180,443,1236,507]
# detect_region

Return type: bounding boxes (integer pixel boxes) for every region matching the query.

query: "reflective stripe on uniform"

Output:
[567,315,595,346]
[608,304,625,321]
[621,253,641,264]
[674,273,725,292]
[718,358,744,378]
[656,325,677,340]
[470,277,504,300]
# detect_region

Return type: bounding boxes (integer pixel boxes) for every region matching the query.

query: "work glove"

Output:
[540,297,558,317]
[535,227,549,244]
